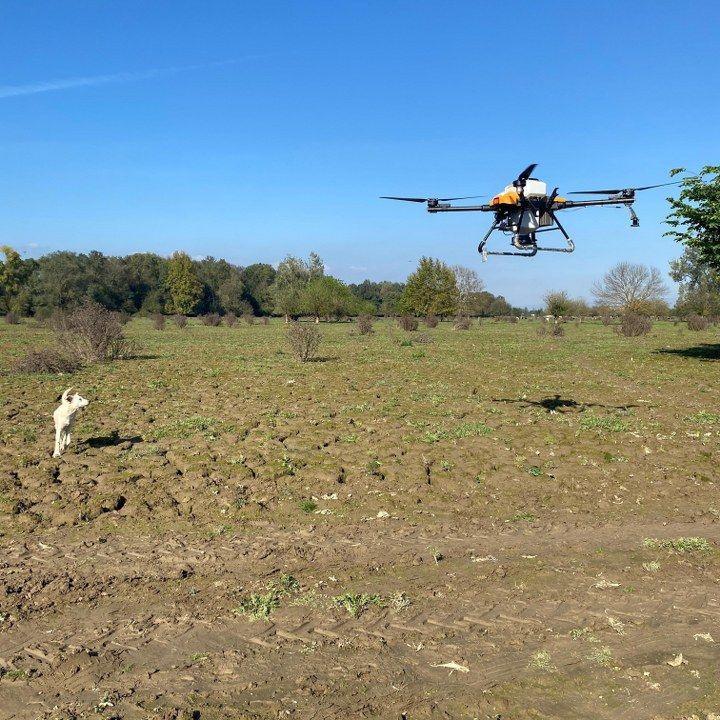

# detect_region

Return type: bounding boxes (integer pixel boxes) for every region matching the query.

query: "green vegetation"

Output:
[642,537,712,553]
[332,592,383,619]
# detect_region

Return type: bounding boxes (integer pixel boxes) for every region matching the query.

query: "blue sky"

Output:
[0,1,717,306]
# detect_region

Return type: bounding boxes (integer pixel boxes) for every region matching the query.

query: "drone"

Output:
[381,164,678,260]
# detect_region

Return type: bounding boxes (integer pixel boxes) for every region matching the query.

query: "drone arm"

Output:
[427,203,496,213]
[554,197,635,210]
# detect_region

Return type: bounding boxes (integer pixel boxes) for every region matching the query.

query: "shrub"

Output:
[243,313,255,325]
[356,314,373,334]
[619,313,652,337]
[4,311,20,325]
[151,313,165,331]
[15,347,82,374]
[113,311,132,325]
[398,316,418,332]
[538,323,565,337]
[225,312,237,327]
[287,323,322,362]
[52,302,134,362]
[687,314,709,331]
[453,316,471,330]
[600,314,613,326]
[414,332,433,344]
[261,316,269,325]
[202,313,222,327]
[423,315,439,328]
[172,314,188,329]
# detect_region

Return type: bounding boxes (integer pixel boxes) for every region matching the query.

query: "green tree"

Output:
[272,253,323,321]
[243,263,276,315]
[670,246,720,316]
[165,251,203,315]
[0,245,35,313]
[302,276,358,321]
[665,166,720,270]
[544,290,573,316]
[398,257,459,317]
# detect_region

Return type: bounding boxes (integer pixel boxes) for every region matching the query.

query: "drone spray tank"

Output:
[502,178,554,248]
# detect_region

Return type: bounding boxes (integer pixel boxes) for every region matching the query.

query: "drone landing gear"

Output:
[478,212,575,261]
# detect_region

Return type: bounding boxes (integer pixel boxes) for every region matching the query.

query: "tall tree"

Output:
[670,246,720,316]
[665,166,720,270]
[0,245,35,313]
[242,263,276,315]
[591,262,668,312]
[165,251,203,315]
[302,276,358,321]
[451,265,485,316]
[272,254,323,321]
[399,257,459,317]
[544,290,573,316]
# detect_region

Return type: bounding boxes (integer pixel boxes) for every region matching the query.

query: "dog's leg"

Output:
[53,426,63,458]
[64,430,72,450]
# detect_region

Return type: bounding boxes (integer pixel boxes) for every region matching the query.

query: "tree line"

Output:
[0,247,529,320]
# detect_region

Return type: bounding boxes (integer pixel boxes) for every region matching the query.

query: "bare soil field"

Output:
[1,317,719,719]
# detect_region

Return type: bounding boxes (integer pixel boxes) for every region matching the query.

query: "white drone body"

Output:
[503,179,554,235]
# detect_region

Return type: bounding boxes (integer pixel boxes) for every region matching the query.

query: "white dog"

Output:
[53,388,89,458]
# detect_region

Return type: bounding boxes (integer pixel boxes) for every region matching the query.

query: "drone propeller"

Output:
[517,163,538,183]
[568,181,681,195]
[380,195,486,203]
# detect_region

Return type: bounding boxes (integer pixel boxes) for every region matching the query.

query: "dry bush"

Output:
[423,315,439,328]
[601,314,613,326]
[52,302,134,362]
[5,311,21,325]
[619,312,652,337]
[500,315,518,323]
[202,313,222,327]
[538,323,565,337]
[453,316,471,330]
[261,316,269,325]
[287,322,322,362]
[414,332,433,344]
[172,314,188,329]
[225,312,237,327]
[356,314,373,335]
[687,314,709,331]
[15,347,81,374]
[398,316,418,331]
[243,313,255,325]
[151,313,166,331]
[113,311,132,325]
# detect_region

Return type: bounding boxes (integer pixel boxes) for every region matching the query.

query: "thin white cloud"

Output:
[0,59,242,99]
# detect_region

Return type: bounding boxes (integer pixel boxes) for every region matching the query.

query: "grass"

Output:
[579,414,629,432]
[642,537,712,553]
[299,500,318,513]
[685,411,720,425]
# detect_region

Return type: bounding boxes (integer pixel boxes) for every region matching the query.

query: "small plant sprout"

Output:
[428,546,444,564]
[528,650,556,672]
[332,592,383,619]
[642,561,660,573]
[299,499,318,514]
[232,590,281,621]
[587,646,614,668]
[388,591,411,610]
